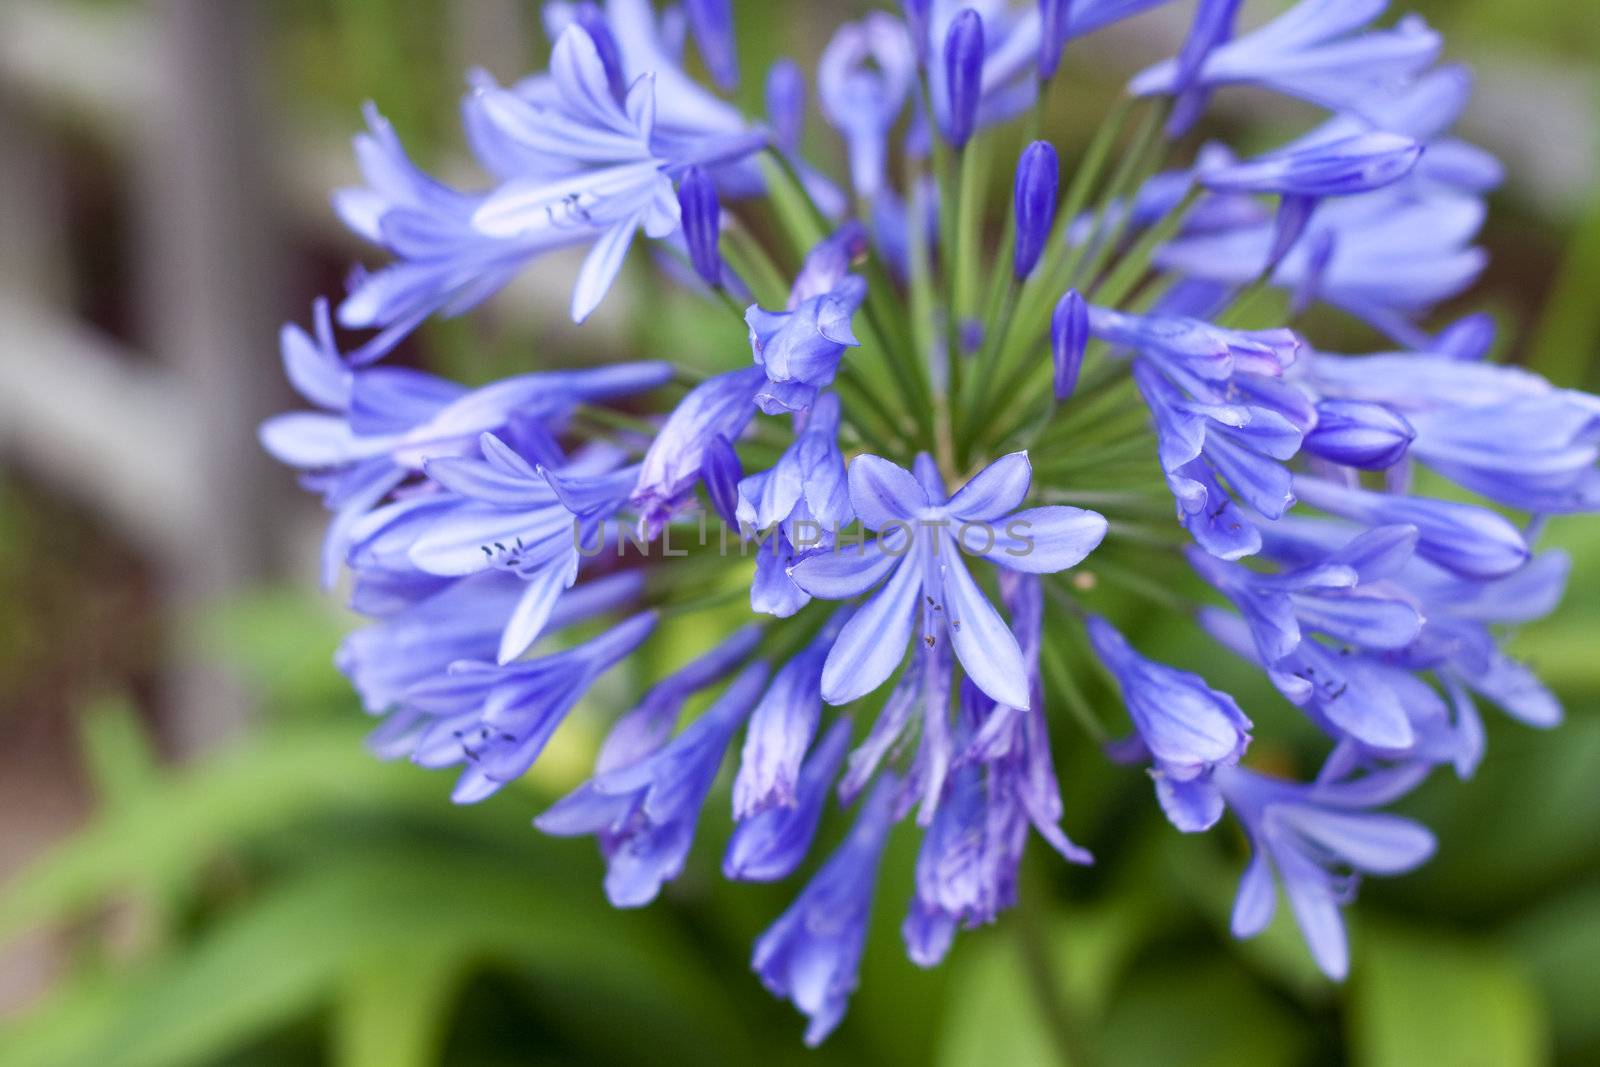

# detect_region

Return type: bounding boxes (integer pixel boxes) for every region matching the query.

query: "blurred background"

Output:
[1,2,1597,1064]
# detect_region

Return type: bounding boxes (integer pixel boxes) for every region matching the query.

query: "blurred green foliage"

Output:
[3,1,1598,1065]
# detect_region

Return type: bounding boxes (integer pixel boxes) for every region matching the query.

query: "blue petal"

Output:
[939,554,1030,710]
[944,451,1033,523]
[983,506,1108,573]
[847,454,929,529]
[820,556,922,704]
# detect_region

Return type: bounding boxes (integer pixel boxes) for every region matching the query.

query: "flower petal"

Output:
[820,557,922,704]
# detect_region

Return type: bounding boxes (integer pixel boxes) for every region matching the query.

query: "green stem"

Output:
[1014,884,1093,1067]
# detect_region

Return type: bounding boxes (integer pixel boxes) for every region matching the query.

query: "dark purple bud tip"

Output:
[959,317,985,355]
[701,434,743,526]
[678,167,723,289]
[685,0,739,92]
[1013,140,1060,279]
[1303,399,1416,470]
[572,3,628,103]
[941,9,984,150]
[766,59,805,152]
[1052,289,1088,400]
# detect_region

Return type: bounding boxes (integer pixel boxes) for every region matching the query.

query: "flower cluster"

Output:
[263,0,1598,1044]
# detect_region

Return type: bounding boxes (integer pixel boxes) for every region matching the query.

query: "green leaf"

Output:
[0,726,436,943]
[1095,960,1309,1067]
[935,884,1179,1067]
[1349,924,1549,1067]
[333,947,466,1067]
[77,694,160,805]
[1502,881,1600,1052]
[935,929,1061,1067]
[0,846,757,1067]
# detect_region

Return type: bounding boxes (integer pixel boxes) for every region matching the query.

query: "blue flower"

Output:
[630,366,765,535]
[1185,524,1422,668]
[818,14,916,199]
[1051,289,1088,400]
[264,0,1600,1038]
[259,300,671,586]
[1307,351,1600,514]
[736,394,854,616]
[536,661,769,906]
[343,569,642,718]
[1399,552,1569,733]
[391,611,656,803]
[746,278,867,415]
[401,434,639,662]
[1131,0,1441,117]
[1157,185,1486,343]
[733,611,851,817]
[1087,615,1252,831]
[676,166,725,288]
[683,0,739,91]
[594,624,763,775]
[765,59,806,152]
[726,716,854,882]
[1294,476,1529,579]
[1199,132,1424,264]
[905,574,1092,965]
[1163,0,1244,134]
[1218,760,1435,980]
[791,452,1107,710]
[751,774,899,1047]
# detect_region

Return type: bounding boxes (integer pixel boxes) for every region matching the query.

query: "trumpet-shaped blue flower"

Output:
[1087,615,1251,831]
[1219,760,1435,980]
[630,366,765,535]
[726,716,854,882]
[344,569,642,718]
[392,611,656,803]
[734,611,851,816]
[1185,524,1422,667]
[818,14,916,199]
[537,661,769,906]
[594,624,763,774]
[752,775,899,1047]
[1294,476,1529,579]
[1131,0,1441,116]
[746,278,867,415]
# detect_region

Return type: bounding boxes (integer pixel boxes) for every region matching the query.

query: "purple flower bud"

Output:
[902,0,932,63]
[1038,0,1071,81]
[701,433,743,525]
[766,59,806,152]
[941,10,984,150]
[1013,141,1059,279]
[1303,399,1416,470]
[677,167,723,289]
[570,2,628,103]
[958,317,985,354]
[684,0,739,91]
[1051,289,1087,399]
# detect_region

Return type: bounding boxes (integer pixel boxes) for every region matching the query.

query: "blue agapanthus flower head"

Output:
[265,0,1599,1045]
